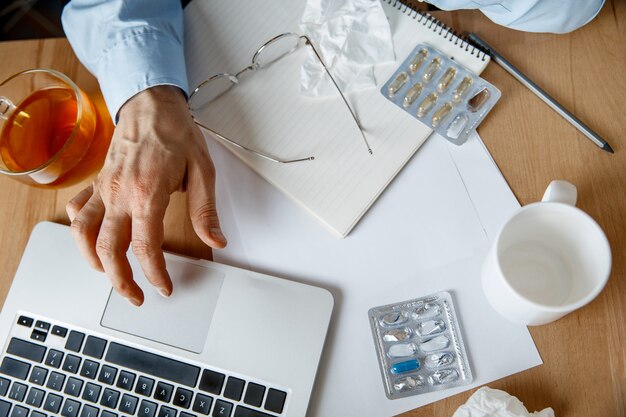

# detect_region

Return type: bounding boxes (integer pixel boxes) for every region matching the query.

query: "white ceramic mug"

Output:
[482,180,612,325]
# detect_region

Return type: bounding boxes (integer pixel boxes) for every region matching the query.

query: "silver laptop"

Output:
[0,222,333,417]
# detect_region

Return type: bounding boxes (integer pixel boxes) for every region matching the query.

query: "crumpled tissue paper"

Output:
[453,387,555,417]
[299,0,395,97]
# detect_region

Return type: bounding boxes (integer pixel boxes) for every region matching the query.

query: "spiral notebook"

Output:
[184,0,490,238]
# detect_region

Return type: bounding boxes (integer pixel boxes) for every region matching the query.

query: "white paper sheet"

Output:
[208,131,541,416]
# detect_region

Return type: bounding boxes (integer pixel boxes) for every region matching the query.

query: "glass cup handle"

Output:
[541,180,577,206]
[0,96,16,120]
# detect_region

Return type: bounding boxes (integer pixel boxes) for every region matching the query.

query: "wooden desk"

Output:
[0,2,624,416]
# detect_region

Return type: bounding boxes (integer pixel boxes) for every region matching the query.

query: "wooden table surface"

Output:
[0,2,624,417]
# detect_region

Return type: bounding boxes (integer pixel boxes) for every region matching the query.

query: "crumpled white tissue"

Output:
[453,387,556,417]
[299,0,394,97]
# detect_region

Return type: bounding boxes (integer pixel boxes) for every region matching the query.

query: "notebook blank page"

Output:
[184,0,487,237]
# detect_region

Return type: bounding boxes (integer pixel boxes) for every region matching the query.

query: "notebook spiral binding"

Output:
[385,0,487,61]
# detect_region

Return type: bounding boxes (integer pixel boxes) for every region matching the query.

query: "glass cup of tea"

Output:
[0,68,113,188]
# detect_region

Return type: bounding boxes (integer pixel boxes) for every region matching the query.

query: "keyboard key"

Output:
[65,332,85,353]
[153,382,173,403]
[211,400,232,417]
[243,383,264,408]
[80,361,99,380]
[35,321,50,332]
[158,406,176,417]
[101,411,117,417]
[61,398,81,417]
[79,405,99,417]
[263,389,286,414]
[198,370,224,396]
[62,355,81,374]
[46,371,65,391]
[29,367,47,385]
[138,400,157,417]
[52,326,68,338]
[9,405,28,417]
[83,337,107,360]
[30,330,46,342]
[116,371,135,391]
[172,388,192,409]
[0,377,10,396]
[119,394,138,415]
[100,388,120,409]
[98,366,117,385]
[106,343,199,388]
[45,350,64,368]
[0,357,30,380]
[233,407,274,417]
[64,378,84,397]
[17,317,33,328]
[44,393,63,413]
[192,394,213,415]
[180,413,196,417]
[31,412,46,417]
[26,387,46,407]
[82,383,101,403]
[7,338,46,363]
[223,378,244,402]
[135,377,154,397]
[0,400,9,417]
[8,383,27,402]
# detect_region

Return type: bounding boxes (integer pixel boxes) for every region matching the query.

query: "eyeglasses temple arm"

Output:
[301,35,373,155]
[193,119,315,164]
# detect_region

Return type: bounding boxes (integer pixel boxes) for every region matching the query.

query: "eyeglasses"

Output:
[189,32,372,164]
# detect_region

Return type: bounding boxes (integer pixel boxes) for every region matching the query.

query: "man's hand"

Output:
[66,85,226,306]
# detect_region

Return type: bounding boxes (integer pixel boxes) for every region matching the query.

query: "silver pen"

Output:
[468,33,614,154]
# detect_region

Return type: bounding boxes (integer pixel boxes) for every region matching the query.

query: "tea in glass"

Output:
[0,69,112,188]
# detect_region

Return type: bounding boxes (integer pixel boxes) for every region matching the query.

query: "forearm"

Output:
[62,0,189,121]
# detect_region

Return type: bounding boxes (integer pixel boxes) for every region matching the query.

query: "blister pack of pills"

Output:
[381,44,501,145]
[368,291,473,399]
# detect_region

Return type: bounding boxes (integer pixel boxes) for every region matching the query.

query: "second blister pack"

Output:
[381,43,500,145]
[368,291,473,399]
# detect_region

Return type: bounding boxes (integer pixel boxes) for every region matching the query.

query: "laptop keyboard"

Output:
[0,315,288,417]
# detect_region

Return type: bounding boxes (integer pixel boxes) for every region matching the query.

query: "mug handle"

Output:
[542,180,577,206]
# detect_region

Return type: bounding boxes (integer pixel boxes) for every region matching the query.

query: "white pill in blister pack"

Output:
[416,319,445,336]
[388,343,418,358]
[420,335,450,352]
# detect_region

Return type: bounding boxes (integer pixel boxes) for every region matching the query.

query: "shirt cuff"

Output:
[95,28,189,122]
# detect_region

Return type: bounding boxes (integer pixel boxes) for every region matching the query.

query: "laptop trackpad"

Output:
[101,257,225,353]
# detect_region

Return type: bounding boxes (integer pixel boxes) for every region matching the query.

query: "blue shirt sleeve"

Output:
[427,0,605,34]
[62,0,189,121]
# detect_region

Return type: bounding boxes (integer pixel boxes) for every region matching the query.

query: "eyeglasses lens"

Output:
[252,34,301,69]
[189,74,237,111]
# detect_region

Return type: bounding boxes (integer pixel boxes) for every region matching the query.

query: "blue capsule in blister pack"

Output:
[368,291,473,400]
